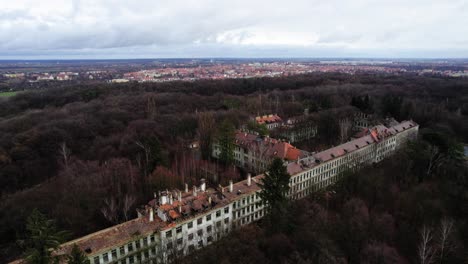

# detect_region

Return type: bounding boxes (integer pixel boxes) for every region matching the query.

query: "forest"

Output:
[0,72,467,262]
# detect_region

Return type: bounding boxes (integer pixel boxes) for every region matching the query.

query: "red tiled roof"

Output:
[235,131,304,161]
[255,114,282,124]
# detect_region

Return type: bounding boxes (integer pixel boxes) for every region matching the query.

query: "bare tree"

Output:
[438,218,454,264]
[136,140,151,177]
[146,95,157,119]
[123,194,137,221]
[418,225,435,264]
[101,197,119,224]
[197,112,216,160]
[339,118,352,143]
[59,142,71,170]
[250,139,270,174]
[426,145,441,177]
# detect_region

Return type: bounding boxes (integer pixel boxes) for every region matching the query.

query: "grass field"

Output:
[0,91,18,97]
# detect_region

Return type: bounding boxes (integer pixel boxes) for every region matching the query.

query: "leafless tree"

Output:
[426,145,441,177]
[197,112,215,160]
[123,194,137,221]
[418,225,435,264]
[438,218,454,264]
[136,140,151,176]
[339,118,352,143]
[250,139,270,174]
[146,95,157,119]
[59,142,71,170]
[101,197,119,224]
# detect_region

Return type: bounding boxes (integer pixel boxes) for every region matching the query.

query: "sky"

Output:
[1,0,468,59]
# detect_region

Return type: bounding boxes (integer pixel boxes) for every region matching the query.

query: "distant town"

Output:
[1,59,467,93]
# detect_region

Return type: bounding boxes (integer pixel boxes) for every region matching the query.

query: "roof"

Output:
[54,216,165,258]
[287,120,418,174]
[255,114,282,124]
[235,131,305,161]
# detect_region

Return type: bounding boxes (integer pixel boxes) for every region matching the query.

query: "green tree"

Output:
[258,158,291,232]
[246,121,269,137]
[217,120,235,165]
[67,244,89,264]
[20,209,69,264]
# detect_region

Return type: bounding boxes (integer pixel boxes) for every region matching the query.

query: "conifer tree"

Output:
[217,119,235,165]
[20,209,69,264]
[67,244,89,264]
[258,158,291,232]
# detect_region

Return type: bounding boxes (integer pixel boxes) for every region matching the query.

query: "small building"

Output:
[254,114,282,130]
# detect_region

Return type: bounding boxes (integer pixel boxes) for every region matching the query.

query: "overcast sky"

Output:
[1,0,468,59]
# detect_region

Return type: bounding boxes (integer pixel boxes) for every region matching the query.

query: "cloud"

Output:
[0,0,468,58]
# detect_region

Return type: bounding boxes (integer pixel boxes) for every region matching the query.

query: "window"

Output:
[167,242,173,249]
[224,217,229,224]
[135,240,141,249]
[143,237,148,246]
[189,245,195,252]
[93,256,100,264]
[151,247,156,255]
[150,234,155,243]
[216,221,222,228]
[176,226,182,233]
[197,218,202,225]
[206,214,211,221]
[197,229,203,236]
[188,233,194,240]
[216,210,221,217]
[111,249,117,259]
[187,222,193,229]
[224,207,229,213]
[207,225,212,233]
[129,256,134,264]
[166,231,172,238]
[119,246,125,255]
[177,238,183,245]
[144,250,149,258]
[128,243,133,252]
[207,236,213,242]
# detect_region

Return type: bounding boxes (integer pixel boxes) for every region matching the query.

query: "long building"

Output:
[13,120,418,264]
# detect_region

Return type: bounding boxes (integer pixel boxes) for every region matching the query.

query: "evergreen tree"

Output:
[258,158,291,232]
[67,244,89,264]
[217,119,235,165]
[20,209,69,264]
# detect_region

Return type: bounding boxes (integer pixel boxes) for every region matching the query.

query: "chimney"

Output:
[160,191,168,205]
[185,183,188,193]
[200,178,206,192]
[247,173,252,186]
[149,207,154,222]
[168,192,173,205]
[208,196,212,205]
[178,205,182,213]
[153,192,157,198]
[193,186,197,197]
[229,180,233,192]
[178,191,182,202]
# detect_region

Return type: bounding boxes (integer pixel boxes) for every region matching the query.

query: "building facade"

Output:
[41,121,418,264]
[212,131,306,173]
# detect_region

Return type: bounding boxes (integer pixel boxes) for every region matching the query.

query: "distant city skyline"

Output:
[1,0,468,59]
